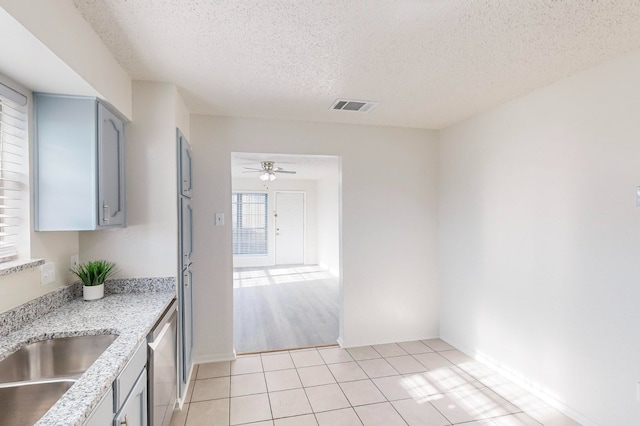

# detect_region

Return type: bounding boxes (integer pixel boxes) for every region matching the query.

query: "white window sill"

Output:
[0,259,45,277]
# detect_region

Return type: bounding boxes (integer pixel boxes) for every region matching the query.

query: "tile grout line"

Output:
[258,355,275,425]
[290,349,317,424]
[314,346,365,425]
[363,354,410,426]
[312,347,355,425]
[227,373,231,425]
[269,350,322,424]
[342,345,406,425]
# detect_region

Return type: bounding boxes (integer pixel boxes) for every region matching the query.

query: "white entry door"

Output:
[275,192,305,265]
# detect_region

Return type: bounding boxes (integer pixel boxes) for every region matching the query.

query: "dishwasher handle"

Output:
[149,316,173,351]
[149,299,177,341]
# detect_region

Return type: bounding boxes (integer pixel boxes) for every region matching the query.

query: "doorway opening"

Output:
[230,153,341,354]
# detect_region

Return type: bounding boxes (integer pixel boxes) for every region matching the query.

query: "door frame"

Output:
[229,152,344,353]
[274,190,306,265]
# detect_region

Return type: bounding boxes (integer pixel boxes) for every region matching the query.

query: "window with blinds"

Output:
[232,193,268,256]
[0,85,27,262]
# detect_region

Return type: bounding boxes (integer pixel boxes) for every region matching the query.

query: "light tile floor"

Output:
[170,339,581,426]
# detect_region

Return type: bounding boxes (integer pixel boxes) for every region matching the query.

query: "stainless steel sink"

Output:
[0,380,75,426]
[0,334,118,384]
[0,334,118,425]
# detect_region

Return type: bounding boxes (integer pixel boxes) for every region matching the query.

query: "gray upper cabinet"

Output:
[178,129,192,198]
[98,104,125,227]
[34,94,126,231]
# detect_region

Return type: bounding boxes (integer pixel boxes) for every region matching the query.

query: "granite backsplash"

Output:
[0,277,176,337]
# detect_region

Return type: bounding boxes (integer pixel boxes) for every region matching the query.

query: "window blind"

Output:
[232,193,268,255]
[0,87,27,262]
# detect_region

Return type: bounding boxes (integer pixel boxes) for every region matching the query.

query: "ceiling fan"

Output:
[243,161,297,181]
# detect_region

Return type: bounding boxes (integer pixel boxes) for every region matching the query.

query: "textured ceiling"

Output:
[72,0,640,129]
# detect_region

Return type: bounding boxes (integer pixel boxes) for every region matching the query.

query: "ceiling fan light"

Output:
[268,172,276,181]
[259,172,270,181]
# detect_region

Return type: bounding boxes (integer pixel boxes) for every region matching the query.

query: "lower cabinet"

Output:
[84,343,148,426]
[115,369,147,426]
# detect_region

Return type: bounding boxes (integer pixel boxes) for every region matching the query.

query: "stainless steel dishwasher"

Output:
[148,299,177,426]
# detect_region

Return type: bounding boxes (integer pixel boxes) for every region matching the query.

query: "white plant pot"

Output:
[83,283,104,301]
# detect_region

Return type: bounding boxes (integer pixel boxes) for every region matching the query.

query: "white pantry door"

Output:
[275,192,305,265]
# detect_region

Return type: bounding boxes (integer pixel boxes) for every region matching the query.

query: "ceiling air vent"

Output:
[330,99,378,113]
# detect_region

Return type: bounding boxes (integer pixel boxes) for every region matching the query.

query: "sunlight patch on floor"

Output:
[233,265,333,288]
[401,374,439,401]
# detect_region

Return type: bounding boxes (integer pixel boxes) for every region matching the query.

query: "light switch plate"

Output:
[215,213,224,226]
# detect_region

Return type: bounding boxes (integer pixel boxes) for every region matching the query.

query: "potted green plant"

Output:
[70,260,117,301]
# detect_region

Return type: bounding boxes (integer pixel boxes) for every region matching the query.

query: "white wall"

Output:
[231,177,318,268]
[30,230,80,294]
[439,48,640,425]
[0,7,97,101]
[190,116,439,361]
[79,81,180,278]
[317,171,340,275]
[175,87,190,140]
[1,230,79,312]
[0,0,132,119]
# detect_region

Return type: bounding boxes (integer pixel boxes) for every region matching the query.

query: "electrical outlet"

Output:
[70,254,79,270]
[40,262,56,286]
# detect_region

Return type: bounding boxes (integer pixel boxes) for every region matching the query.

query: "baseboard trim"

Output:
[176,363,197,408]
[442,336,596,426]
[336,337,344,347]
[319,263,339,277]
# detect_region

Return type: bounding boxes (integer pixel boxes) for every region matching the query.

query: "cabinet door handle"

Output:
[120,414,129,426]
[103,204,110,223]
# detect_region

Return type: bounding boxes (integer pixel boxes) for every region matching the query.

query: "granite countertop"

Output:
[0,290,176,426]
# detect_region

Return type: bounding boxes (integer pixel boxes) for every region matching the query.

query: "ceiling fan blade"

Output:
[242,170,262,173]
[243,167,263,171]
[275,170,296,174]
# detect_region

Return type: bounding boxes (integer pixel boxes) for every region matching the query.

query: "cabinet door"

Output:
[178,199,194,392]
[177,129,192,198]
[34,94,97,231]
[180,267,193,387]
[98,103,126,227]
[180,198,193,268]
[114,369,147,426]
